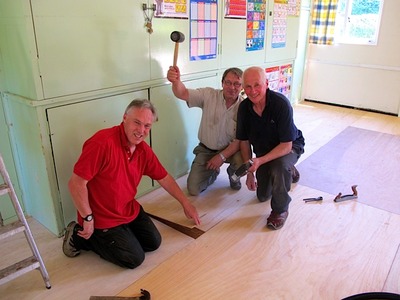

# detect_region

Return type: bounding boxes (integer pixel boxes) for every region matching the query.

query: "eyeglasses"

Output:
[223,81,242,88]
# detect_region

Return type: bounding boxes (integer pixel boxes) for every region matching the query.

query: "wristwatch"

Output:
[82,214,93,222]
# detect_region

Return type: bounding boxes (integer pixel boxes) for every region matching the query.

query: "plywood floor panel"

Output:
[140,165,256,231]
[119,185,400,299]
[1,101,400,300]
[0,219,194,300]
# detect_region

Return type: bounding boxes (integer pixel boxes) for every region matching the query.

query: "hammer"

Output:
[170,31,185,67]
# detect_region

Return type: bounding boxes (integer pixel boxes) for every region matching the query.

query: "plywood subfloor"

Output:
[119,185,400,299]
[140,165,256,231]
[1,101,399,300]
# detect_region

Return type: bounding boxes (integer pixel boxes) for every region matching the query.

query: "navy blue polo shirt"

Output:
[236,88,305,157]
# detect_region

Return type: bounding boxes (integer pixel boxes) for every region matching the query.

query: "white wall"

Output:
[303,0,400,115]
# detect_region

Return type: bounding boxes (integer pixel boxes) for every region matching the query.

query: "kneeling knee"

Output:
[144,235,162,252]
[187,185,201,196]
[123,251,146,269]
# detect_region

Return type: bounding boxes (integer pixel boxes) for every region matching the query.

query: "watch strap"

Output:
[83,214,93,222]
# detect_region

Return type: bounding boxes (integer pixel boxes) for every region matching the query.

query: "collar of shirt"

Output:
[118,122,139,161]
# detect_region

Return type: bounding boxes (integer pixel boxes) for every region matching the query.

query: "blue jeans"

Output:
[256,150,301,213]
[75,206,161,269]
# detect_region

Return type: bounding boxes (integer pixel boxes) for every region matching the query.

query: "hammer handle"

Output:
[173,43,179,67]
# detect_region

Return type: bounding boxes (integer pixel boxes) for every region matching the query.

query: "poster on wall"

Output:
[278,64,292,98]
[271,0,288,48]
[265,66,280,91]
[190,0,218,61]
[154,0,189,18]
[225,0,247,18]
[287,0,300,16]
[265,64,292,99]
[246,0,267,51]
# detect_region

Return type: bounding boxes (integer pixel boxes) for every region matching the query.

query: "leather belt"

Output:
[199,142,219,152]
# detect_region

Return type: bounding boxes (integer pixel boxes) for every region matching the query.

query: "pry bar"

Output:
[90,289,150,300]
[303,196,323,202]
[147,212,205,239]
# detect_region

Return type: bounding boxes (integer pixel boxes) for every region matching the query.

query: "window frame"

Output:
[334,0,384,46]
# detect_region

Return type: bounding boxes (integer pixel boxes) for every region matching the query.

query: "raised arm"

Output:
[167,66,189,101]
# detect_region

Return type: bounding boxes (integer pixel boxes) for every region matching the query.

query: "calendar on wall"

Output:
[190,0,218,61]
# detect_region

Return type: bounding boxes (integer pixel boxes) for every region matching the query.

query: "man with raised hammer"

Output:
[237,66,305,230]
[167,66,244,196]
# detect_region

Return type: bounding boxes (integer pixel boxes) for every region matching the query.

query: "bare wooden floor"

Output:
[1,102,399,300]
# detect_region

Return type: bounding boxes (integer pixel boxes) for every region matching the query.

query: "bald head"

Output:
[243,66,266,82]
[243,66,268,105]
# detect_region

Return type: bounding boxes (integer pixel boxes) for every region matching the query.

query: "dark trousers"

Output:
[75,206,161,269]
[256,150,301,213]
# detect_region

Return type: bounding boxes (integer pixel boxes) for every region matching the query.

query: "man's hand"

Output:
[246,172,257,191]
[206,154,224,170]
[182,202,201,226]
[157,174,201,226]
[77,220,94,240]
[167,66,181,83]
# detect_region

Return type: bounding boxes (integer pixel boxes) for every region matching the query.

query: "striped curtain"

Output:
[309,0,338,45]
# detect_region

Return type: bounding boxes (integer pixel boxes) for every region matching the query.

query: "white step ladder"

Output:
[0,153,51,289]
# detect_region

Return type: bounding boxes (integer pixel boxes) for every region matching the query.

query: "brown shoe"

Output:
[267,211,289,230]
[291,165,300,183]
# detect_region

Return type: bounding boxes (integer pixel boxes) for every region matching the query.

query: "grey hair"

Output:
[125,99,158,122]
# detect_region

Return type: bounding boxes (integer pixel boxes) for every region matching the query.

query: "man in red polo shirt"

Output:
[63,99,200,268]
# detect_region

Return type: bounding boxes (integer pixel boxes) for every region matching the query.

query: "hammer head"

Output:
[170,31,185,43]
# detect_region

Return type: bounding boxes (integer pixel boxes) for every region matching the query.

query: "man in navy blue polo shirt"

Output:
[236,66,305,230]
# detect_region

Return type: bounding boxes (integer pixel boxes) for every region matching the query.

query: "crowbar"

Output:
[303,196,323,202]
[90,289,150,300]
[334,185,358,202]
[146,212,205,239]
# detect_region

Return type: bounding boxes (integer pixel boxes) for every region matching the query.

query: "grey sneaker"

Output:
[63,221,81,257]
[291,165,300,183]
[227,166,242,190]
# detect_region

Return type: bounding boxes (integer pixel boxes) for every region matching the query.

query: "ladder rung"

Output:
[0,256,40,285]
[0,183,9,196]
[0,220,25,240]
[0,153,51,289]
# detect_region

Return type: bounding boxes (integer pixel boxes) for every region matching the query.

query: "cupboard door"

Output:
[150,76,219,180]
[33,0,150,98]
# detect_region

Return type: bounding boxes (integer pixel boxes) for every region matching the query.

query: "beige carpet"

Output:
[297,126,400,214]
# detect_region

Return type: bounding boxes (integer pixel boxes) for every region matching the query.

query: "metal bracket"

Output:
[142,3,156,34]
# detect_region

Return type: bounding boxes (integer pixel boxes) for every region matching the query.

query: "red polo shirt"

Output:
[73,123,167,229]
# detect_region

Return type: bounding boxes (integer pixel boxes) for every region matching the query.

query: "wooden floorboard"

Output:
[1,101,399,300]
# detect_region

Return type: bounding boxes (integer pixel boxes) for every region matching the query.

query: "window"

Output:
[334,0,384,45]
